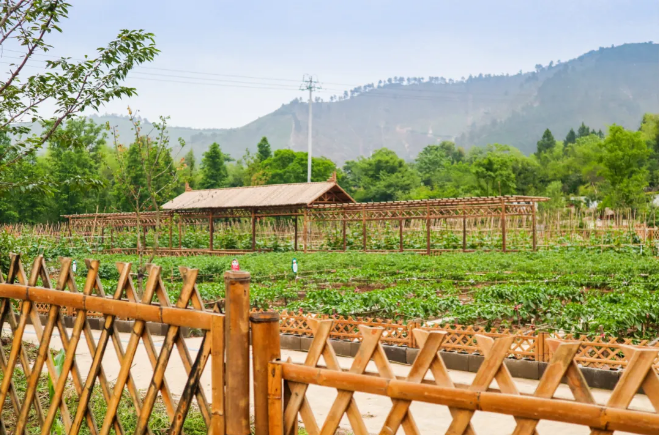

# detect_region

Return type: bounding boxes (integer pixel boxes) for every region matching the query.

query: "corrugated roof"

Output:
[161,182,353,210]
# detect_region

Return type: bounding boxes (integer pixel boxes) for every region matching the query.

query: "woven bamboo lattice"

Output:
[266,310,659,371]
[268,319,659,435]
[0,253,226,435]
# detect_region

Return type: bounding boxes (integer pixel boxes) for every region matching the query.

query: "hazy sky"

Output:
[5,0,659,129]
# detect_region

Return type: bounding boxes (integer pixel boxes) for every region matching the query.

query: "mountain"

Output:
[29,43,659,163]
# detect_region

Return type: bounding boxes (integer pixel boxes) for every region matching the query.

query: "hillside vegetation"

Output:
[55,43,659,163]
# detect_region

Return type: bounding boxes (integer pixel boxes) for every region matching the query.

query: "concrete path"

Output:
[4,325,654,434]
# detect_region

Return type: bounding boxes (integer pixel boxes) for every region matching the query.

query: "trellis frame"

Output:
[63,195,548,255]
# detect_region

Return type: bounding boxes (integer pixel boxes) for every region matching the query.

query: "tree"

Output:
[565,128,577,145]
[44,117,110,220]
[598,125,650,209]
[199,143,228,188]
[470,144,518,196]
[536,129,557,155]
[260,149,337,184]
[342,148,420,202]
[0,1,158,193]
[577,122,592,138]
[256,136,272,161]
[112,111,182,272]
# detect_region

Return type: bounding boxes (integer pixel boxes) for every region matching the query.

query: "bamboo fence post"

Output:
[211,314,226,435]
[225,270,251,435]
[178,220,182,249]
[250,312,281,435]
[399,218,404,252]
[267,362,284,435]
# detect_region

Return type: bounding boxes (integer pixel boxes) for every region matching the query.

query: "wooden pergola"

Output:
[63,179,548,255]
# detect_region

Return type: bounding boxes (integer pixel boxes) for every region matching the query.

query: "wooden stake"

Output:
[294,217,298,251]
[211,314,226,435]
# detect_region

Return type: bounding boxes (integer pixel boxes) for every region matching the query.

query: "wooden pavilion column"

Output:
[362,205,367,251]
[251,209,257,251]
[303,209,308,253]
[501,197,507,252]
[293,216,298,251]
[209,213,214,251]
[532,202,537,251]
[399,218,404,252]
[462,208,467,252]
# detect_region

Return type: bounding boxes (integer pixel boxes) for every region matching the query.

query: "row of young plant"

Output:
[0,223,650,261]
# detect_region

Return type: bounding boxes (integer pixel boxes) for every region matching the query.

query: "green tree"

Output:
[470,144,517,196]
[536,129,557,155]
[0,2,158,194]
[565,128,577,145]
[598,125,650,209]
[44,118,110,220]
[199,143,228,188]
[343,148,420,202]
[577,122,592,138]
[261,149,337,184]
[256,137,272,161]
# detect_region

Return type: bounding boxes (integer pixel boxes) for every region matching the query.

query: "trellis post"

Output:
[178,220,182,249]
[362,204,367,251]
[501,197,507,252]
[399,218,404,252]
[209,213,214,251]
[342,211,347,251]
[109,226,114,251]
[293,216,298,251]
[251,210,257,251]
[532,202,537,251]
[169,214,173,250]
[250,312,281,435]
[426,204,431,255]
[224,270,251,434]
[462,208,467,252]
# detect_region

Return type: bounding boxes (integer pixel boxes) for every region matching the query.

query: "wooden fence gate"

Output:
[0,253,240,435]
[262,319,659,435]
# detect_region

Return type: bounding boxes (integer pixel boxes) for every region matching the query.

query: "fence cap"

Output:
[224,270,251,282]
[249,311,280,323]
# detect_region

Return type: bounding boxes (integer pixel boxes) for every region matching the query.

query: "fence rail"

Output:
[264,319,659,435]
[0,253,244,435]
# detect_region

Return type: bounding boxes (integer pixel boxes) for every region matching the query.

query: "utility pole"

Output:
[300,75,321,182]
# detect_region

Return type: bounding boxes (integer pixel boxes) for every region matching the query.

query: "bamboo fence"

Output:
[265,318,659,435]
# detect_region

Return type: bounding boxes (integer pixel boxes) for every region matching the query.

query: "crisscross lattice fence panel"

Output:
[268,319,659,435]
[265,310,659,370]
[0,253,226,435]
